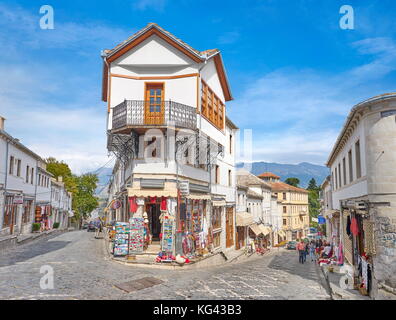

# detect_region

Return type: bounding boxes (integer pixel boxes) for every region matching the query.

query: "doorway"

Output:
[144,83,164,125]
[147,203,161,241]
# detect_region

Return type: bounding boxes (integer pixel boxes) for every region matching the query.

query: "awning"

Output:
[249,223,262,235]
[278,230,286,237]
[324,209,340,218]
[127,188,177,198]
[212,200,226,207]
[259,225,271,236]
[236,212,254,227]
[185,194,211,200]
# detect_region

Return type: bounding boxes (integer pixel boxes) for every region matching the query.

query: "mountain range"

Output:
[236,162,329,188]
[94,162,329,198]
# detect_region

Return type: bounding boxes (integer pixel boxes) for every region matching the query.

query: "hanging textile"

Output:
[160,196,167,211]
[346,215,351,236]
[351,217,359,236]
[128,196,138,213]
[337,242,344,265]
[361,258,368,289]
[167,198,177,216]
[149,196,157,204]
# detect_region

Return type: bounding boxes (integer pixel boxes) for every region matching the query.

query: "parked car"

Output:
[87,222,96,232]
[286,241,297,250]
[82,222,89,229]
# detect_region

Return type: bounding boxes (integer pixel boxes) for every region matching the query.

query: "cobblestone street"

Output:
[0,231,330,300]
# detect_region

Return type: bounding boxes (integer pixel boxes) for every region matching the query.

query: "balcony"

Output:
[111,100,197,132]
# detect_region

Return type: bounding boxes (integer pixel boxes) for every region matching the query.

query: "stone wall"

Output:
[367,109,396,299]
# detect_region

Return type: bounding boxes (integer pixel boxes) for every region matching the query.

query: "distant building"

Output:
[258,172,309,241]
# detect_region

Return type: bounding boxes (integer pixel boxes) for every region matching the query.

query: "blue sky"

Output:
[0,0,395,173]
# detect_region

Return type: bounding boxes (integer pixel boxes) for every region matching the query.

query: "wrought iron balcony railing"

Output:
[112,100,197,131]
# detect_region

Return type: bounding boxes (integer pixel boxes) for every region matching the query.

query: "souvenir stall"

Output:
[342,208,374,296]
[113,222,130,256]
[175,198,209,261]
[35,204,51,231]
[129,217,145,254]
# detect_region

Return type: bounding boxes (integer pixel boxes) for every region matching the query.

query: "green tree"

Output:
[307,178,319,191]
[73,173,99,227]
[284,177,300,187]
[307,177,321,228]
[45,157,77,193]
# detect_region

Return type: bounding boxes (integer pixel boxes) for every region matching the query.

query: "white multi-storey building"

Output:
[51,177,72,230]
[326,93,396,299]
[103,23,238,255]
[236,170,273,247]
[0,117,71,239]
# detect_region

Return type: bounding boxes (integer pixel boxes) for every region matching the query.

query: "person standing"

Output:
[309,241,316,262]
[296,240,306,264]
[303,240,309,263]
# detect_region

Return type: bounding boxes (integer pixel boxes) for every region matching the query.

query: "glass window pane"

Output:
[156,97,161,103]
[150,106,154,112]
[150,97,154,103]
[156,89,161,95]
[156,106,161,112]
[150,89,155,95]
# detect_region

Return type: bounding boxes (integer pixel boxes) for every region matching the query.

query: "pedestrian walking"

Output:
[296,240,306,264]
[95,219,103,238]
[309,241,316,262]
[303,240,309,263]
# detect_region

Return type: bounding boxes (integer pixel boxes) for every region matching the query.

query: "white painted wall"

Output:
[330,120,368,210]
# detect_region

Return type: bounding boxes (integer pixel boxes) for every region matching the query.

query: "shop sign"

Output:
[318,215,326,224]
[179,181,189,196]
[112,200,121,210]
[13,195,24,204]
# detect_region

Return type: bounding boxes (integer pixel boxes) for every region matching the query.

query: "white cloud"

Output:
[230,37,396,165]
[0,4,129,174]
[133,0,168,12]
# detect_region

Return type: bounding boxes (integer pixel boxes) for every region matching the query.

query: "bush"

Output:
[53,222,60,229]
[32,223,41,232]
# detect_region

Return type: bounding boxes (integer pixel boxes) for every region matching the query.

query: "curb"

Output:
[318,265,335,300]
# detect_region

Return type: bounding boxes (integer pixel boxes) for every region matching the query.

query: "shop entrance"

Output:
[147,203,161,241]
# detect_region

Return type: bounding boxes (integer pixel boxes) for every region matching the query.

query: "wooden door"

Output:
[145,83,164,125]
[226,207,234,248]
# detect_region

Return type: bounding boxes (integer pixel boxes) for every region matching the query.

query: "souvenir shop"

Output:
[326,210,341,247]
[176,197,211,259]
[35,203,52,231]
[111,193,212,263]
[341,205,375,297]
[248,224,271,252]
[235,212,254,250]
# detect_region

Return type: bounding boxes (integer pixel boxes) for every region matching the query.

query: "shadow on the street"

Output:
[0,240,72,267]
[267,250,321,283]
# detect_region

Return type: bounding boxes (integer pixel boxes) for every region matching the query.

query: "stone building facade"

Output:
[326,93,396,299]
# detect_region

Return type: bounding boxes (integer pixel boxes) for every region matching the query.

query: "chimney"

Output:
[0,116,5,130]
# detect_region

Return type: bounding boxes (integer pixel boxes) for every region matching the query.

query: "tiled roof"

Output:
[236,169,272,189]
[270,181,309,193]
[257,172,280,179]
[107,23,204,59]
[247,189,263,199]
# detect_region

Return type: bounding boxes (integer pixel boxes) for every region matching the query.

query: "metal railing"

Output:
[112,100,197,130]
